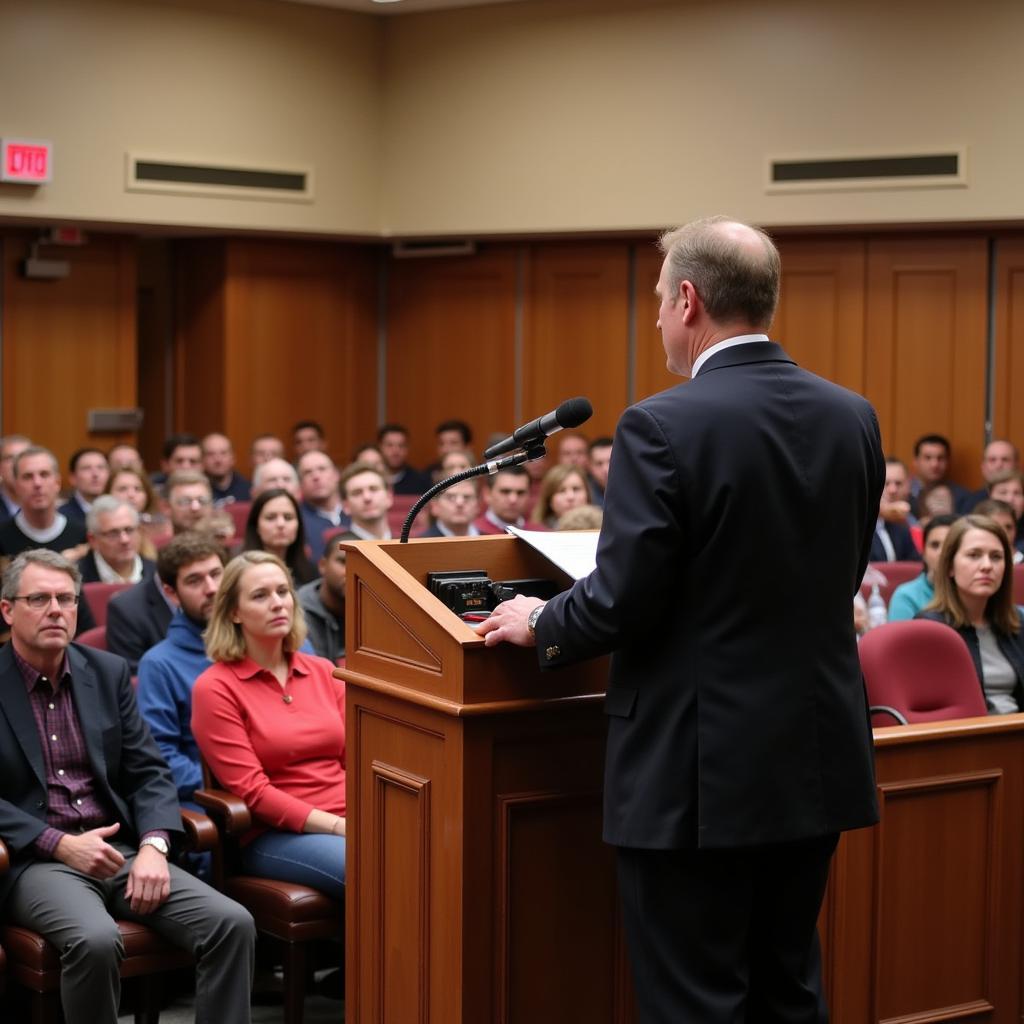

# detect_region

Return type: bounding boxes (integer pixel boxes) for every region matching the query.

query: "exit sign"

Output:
[1,139,53,184]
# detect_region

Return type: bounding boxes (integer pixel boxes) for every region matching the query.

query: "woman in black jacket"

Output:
[917,514,1024,713]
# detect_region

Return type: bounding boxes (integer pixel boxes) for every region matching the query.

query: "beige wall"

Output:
[0,0,382,235]
[2,0,1023,237]
[382,0,1024,235]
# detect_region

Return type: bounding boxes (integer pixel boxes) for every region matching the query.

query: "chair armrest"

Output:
[193,787,252,835]
[0,837,8,873]
[179,808,219,853]
[870,704,910,726]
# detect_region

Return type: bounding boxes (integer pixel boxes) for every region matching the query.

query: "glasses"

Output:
[11,592,79,610]
[171,496,212,508]
[97,525,139,540]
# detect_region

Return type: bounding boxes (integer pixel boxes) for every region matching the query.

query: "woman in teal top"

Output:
[888,514,957,621]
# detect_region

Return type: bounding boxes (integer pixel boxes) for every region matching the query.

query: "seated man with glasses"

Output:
[163,471,214,535]
[78,496,156,585]
[0,549,256,1024]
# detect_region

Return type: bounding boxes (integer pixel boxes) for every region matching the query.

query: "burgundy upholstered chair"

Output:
[858,619,987,727]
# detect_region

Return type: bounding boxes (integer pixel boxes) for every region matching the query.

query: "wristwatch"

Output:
[527,603,545,637]
[140,836,169,857]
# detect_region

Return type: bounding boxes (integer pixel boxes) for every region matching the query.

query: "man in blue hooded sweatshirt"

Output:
[137,532,226,805]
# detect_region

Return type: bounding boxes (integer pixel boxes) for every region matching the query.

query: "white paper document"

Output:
[506,526,599,581]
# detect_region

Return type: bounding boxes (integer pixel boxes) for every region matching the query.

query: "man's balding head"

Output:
[657,217,780,331]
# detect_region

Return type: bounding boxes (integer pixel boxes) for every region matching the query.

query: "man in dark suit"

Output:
[106,569,175,674]
[0,549,255,1024]
[58,447,110,527]
[480,217,883,1023]
[78,496,157,585]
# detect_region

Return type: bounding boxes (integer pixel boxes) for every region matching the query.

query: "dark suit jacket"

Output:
[106,576,174,674]
[0,642,182,907]
[77,551,157,585]
[536,342,884,850]
[58,495,89,526]
[869,521,921,562]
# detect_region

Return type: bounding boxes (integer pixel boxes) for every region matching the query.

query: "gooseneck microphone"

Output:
[484,397,593,460]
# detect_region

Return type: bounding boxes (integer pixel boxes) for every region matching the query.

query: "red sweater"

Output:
[192,651,346,843]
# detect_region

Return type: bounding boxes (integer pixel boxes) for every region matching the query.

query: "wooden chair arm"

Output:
[193,787,252,835]
[0,837,8,873]
[179,808,219,852]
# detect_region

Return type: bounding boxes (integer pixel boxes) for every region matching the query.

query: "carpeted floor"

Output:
[119,993,343,1023]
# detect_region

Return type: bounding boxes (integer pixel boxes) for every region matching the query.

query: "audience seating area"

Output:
[0,811,217,1023]
[195,769,341,1024]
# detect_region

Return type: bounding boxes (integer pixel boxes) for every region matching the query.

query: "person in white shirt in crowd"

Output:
[337,463,394,541]
[475,466,534,535]
[78,496,156,584]
[419,481,481,538]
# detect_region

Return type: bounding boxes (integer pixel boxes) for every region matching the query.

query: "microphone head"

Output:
[555,396,593,430]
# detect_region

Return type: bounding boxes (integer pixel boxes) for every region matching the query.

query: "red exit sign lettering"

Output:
[1,139,53,184]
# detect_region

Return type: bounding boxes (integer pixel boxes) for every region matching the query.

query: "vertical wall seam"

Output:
[514,246,525,423]
[377,250,388,424]
[985,237,997,444]
[626,244,637,405]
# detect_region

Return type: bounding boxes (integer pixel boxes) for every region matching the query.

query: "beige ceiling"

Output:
[279,0,524,14]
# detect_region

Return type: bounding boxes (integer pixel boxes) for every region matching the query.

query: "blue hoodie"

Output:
[137,611,211,801]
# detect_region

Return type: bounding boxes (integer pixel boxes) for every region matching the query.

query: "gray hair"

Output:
[13,445,59,478]
[86,495,140,534]
[253,459,299,491]
[658,216,781,330]
[1,549,81,602]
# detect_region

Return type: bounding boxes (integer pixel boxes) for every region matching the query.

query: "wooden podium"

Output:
[338,534,636,1024]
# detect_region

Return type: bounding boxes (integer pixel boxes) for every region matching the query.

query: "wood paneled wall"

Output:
[0,230,1018,487]
[175,239,379,470]
[523,244,630,443]
[777,236,990,486]
[994,238,1024,449]
[387,247,519,460]
[1,230,137,474]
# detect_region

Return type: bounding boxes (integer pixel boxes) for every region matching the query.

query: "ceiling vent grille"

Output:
[126,154,313,203]
[766,149,966,193]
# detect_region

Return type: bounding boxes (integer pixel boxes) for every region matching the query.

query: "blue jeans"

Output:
[240,831,347,901]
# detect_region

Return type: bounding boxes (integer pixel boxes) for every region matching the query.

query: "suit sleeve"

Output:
[106,601,144,674]
[535,403,685,665]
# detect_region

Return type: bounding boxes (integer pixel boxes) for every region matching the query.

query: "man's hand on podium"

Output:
[476,595,544,648]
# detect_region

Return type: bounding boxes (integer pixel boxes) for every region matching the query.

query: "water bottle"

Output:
[867,584,887,630]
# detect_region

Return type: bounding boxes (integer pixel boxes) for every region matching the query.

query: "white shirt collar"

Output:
[485,508,523,530]
[350,522,391,541]
[93,549,144,584]
[434,521,480,538]
[690,334,769,378]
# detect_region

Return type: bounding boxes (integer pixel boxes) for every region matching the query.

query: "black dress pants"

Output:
[616,832,839,1024]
